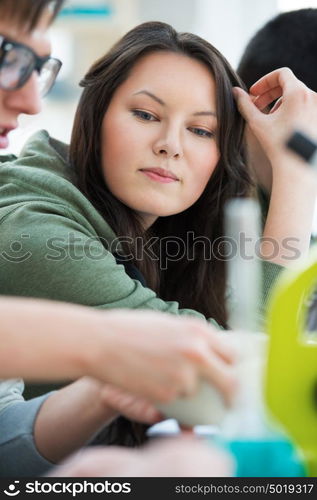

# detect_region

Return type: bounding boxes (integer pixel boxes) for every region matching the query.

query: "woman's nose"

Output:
[153,128,183,159]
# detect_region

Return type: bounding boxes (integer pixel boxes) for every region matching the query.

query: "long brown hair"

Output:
[70,21,252,328]
[70,20,253,448]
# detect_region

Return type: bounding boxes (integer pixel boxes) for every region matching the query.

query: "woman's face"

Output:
[101,51,220,228]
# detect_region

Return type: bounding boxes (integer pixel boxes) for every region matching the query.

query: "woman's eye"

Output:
[132,110,157,121]
[189,127,214,138]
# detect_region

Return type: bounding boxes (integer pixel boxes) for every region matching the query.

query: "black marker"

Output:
[286,131,317,167]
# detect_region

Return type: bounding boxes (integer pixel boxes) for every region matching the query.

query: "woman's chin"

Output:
[135,206,186,222]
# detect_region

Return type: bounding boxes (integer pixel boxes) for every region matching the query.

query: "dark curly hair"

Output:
[238,8,317,92]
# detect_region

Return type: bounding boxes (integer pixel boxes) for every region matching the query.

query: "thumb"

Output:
[233,87,261,123]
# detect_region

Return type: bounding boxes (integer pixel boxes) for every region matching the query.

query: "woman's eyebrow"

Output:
[192,111,217,117]
[133,90,165,106]
[132,90,217,117]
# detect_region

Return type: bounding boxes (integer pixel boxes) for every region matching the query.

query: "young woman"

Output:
[0,21,316,474]
[0,5,236,477]
[0,22,274,328]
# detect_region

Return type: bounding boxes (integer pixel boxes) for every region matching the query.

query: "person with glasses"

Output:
[0,0,236,477]
[0,0,62,148]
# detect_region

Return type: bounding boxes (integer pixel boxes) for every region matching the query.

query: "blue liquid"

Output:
[225,439,306,477]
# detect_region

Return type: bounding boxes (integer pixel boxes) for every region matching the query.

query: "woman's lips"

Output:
[0,133,9,149]
[0,126,16,149]
[140,167,179,184]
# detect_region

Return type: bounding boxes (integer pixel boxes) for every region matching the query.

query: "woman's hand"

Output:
[233,67,317,164]
[34,312,237,464]
[234,68,317,265]
[96,382,163,424]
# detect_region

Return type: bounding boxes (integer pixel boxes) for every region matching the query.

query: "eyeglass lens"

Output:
[0,45,33,89]
[38,59,60,97]
[0,44,60,96]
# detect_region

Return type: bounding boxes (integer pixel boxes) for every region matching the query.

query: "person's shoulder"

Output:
[0,130,70,180]
[0,132,116,241]
[0,131,80,208]
[0,154,17,165]
[18,130,71,181]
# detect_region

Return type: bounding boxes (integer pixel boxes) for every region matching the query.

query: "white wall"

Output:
[136,0,279,68]
[137,0,196,31]
[194,0,278,68]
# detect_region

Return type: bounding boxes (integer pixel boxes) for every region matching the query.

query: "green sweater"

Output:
[0,130,282,325]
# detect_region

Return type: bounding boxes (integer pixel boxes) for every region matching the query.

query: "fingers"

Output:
[200,352,237,406]
[208,332,237,364]
[249,67,310,111]
[111,367,180,404]
[200,354,237,407]
[252,86,282,111]
[184,335,237,405]
[249,67,295,96]
[100,385,163,424]
[176,325,238,405]
[184,319,237,364]
[269,97,283,114]
[233,85,282,120]
[237,67,305,116]
[232,87,261,123]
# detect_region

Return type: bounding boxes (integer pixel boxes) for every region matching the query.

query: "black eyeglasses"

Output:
[0,35,62,97]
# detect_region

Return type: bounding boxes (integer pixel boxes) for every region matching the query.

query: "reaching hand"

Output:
[92,310,237,405]
[98,383,163,424]
[233,67,317,162]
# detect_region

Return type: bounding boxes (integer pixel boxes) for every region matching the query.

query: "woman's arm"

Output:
[261,157,316,264]
[33,377,162,463]
[0,379,162,474]
[234,68,317,266]
[0,299,236,469]
[0,298,109,381]
[0,298,235,402]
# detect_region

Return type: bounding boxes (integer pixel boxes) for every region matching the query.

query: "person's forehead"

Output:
[0,9,52,57]
[122,52,217,105]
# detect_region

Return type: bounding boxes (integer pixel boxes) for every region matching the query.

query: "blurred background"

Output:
[6,0,317,155]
